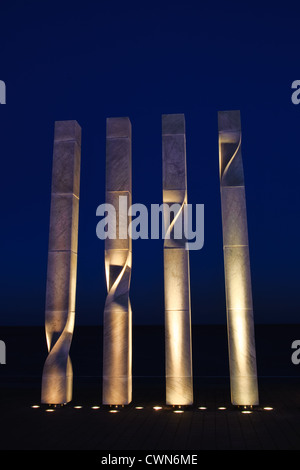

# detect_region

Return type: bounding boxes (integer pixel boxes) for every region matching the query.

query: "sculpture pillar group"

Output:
[102,117,132,405]
[218,110,259,406]
[162,114,193,406]
[41,120,81,405]
[41,111,259,408]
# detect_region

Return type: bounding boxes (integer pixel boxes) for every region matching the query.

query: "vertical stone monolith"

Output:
[162,113,193,406]
[41,120,81,405]
[102,117,132,405]
[218,110,259,406]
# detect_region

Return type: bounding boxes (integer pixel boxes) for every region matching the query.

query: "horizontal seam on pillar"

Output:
[221,185,244,189]
[48,249,78,254]
[105,247,131,250]
[106,136,130,140]
[218,130,241,134]
[165,309,190,312]
[223,244,248,247]
[54,139,81,143]
[163,188,187,191]
[162,133,185,136]
[164,247,189,250]
[52,193,79,199]
[106,190,131,194]
[227,307,253,310]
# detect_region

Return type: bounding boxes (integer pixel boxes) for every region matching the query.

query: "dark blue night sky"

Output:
[0,0,299,325]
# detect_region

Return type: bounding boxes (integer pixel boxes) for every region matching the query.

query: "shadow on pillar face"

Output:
[41,354,73,405]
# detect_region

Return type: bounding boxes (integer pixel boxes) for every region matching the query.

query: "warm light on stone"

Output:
[162,114,193,406]
[41,120,81,405]
[218,110,259,406]
[102,117,132,406]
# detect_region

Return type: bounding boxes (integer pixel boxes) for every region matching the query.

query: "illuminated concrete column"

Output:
[162,114,193,405]
[218,110,259,406]
[41,120,81,404]
[102,117,132,405]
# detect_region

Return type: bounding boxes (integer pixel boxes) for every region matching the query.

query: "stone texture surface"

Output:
[223,246,253,310]
[164,249,190,311]
[52,141,81,196]
[162,113,186,135]
[220,187,248,247]
[103,117,132,405]
[105,191,131,251]
[106,116,131,139]
[41,120,81,405]
[106,139,132,192]
[162,135,187,190]
[218,110,259,406]
[48,195,79,252]
[162,114,193,406]
[54,120,82,145]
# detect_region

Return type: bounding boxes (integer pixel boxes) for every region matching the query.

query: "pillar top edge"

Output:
[54,120,81,145]
[106,117,131,138]
[218,110,241,132]
[162,113,185,135]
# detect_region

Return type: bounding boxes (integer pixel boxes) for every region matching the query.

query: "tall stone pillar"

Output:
[102,117,132,405]
[41,120,81,405]
[218,110,259,406]
[162,114,193,406]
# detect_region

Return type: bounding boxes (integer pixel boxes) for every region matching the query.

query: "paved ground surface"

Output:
[1,325,300,452]
[1,377,300,451]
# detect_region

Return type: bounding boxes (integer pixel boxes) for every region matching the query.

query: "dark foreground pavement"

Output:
[1,325,300,453]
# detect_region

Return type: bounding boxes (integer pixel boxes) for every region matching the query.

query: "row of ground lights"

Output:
[31,405,274,414]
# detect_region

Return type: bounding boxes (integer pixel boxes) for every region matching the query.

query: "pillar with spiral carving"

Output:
[102,117,132,405]
[162,114,193,406]
[218,110,259,406]
[41,120,81,405]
